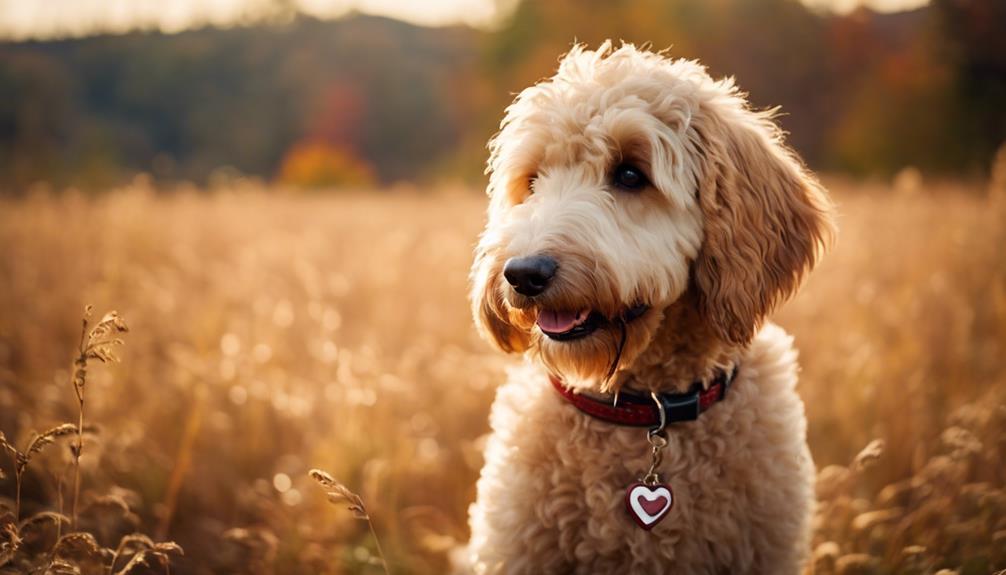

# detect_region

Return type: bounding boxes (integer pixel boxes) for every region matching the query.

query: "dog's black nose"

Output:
[503,255,558,297]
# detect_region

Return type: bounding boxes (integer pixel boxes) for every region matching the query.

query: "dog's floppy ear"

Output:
[470,251,531,354]
[691,103,834,345]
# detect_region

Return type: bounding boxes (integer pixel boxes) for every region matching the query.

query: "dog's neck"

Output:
[616,289,744,394]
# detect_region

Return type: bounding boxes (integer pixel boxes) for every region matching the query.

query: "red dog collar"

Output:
[549,367,737,428]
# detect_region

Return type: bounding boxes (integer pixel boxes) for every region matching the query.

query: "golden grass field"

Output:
[0,177,1004,574]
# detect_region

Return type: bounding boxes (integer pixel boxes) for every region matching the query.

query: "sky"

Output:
[0,0,931,41]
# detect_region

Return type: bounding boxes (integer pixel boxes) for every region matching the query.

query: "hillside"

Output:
[1,0,1004,192]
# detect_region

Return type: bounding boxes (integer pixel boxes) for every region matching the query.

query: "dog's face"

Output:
[470,43,833,388]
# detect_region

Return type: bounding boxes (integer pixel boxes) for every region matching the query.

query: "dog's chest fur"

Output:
[467,324,815,575]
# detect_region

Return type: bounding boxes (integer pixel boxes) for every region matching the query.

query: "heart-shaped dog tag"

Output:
[625,482,673,530]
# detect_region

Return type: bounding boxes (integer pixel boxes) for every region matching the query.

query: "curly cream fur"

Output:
[466,42,834,574]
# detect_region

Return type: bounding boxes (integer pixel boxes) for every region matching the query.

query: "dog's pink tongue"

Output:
[537,309,588,333]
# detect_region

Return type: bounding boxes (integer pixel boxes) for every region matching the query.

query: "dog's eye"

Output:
[612,164,647,191]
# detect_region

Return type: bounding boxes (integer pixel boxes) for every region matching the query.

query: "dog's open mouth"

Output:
[535,304,648,341]
[536,308,602,341]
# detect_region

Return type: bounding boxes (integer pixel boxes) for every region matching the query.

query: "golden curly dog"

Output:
[463,42,835,574]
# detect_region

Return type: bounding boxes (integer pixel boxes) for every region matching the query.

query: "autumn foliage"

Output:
[0,0,1003,191]
[278,141,376,189]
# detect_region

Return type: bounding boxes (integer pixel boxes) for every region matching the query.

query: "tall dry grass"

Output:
[1,305,184,574]
[0,177,1003,574]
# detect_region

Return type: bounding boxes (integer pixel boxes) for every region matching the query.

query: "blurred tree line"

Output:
[0,15,477,190]
[0,0,1003,192]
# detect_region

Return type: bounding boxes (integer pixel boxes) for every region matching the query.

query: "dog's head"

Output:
[470,43,833,388]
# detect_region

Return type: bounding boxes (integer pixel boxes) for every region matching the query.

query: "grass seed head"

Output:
[852,439,885,472]
[309,469,369,520]
[45,558,81,575]
[52,531,103,559]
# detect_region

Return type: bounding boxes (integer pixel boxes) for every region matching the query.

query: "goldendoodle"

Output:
[465,42,835,574]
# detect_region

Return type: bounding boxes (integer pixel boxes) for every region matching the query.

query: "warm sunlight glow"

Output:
[802,0,930,13]
[0,0,928,40]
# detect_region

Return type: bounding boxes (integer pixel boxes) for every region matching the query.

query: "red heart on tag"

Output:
[639,495,668,516]
[625,482,673,530]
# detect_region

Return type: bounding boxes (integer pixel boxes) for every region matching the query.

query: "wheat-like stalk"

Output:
[0,522,20,567]
[309,468,389,574]
[0,424,78,522]
[0,433,18,522]
[0,305,185,574]
[51,531,102,561]
[851,439,885,472]
[70,306,128,531]
[109,533,184,575]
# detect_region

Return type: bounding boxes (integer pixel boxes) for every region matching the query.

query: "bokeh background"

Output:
[1,1,1004,574]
